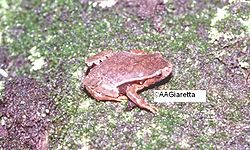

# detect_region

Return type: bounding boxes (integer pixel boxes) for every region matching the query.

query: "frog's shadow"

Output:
[141,73,173,92]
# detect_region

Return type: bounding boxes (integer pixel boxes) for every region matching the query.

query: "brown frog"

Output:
[82,50,173,113]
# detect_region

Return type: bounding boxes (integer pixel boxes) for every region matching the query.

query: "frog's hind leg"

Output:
[126,84,158,113]
[85,87,127,102]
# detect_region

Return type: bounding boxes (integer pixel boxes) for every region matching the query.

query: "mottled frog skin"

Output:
[82,50,173,113]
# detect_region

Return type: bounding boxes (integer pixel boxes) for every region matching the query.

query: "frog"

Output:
[82,49,173,113]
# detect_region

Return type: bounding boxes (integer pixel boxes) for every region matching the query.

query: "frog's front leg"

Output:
[126,84,158,113]
[85,86,127,102]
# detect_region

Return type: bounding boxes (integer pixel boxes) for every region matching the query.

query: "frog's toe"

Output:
[147,105,158,114]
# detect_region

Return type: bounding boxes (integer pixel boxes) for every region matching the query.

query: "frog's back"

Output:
[87,51,170,86]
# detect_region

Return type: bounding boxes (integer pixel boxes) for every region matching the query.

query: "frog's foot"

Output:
[126,84,158,113]
[86,50,114,67]
[85,87,126,102]
[128,49,148,55]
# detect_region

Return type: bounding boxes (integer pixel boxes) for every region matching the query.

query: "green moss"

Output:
[227,110,242,122]
[216,16,248,35]
[1,0,249,149]
[132,110,182,149]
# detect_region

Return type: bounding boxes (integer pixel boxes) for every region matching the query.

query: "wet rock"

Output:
[137,0,163,19]
[116,0,166,32]
[173,0,189,15]
[79,0,89,5]
[1,77,55,149]
[0,47,9,69]
[9,26,25,39]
